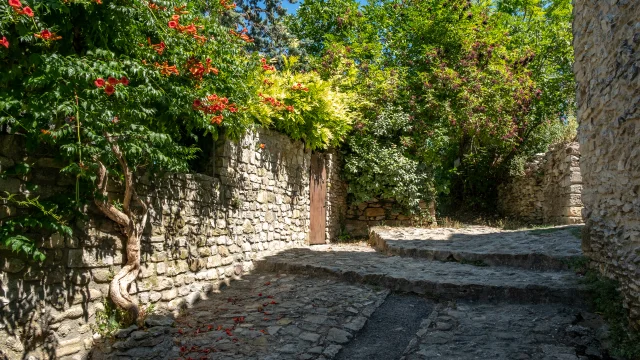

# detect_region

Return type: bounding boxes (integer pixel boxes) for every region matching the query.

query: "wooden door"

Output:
[309,153,326,245]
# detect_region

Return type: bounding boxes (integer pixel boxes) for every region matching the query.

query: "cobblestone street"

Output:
[92,273,389,360]
[91,225,616,360]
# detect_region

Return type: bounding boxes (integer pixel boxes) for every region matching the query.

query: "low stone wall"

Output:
[345,199,436,238]
[497,142,583,225]
[0,129,311,359]
[574,0,640,328]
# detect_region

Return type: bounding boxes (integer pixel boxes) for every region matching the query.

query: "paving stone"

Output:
[401,302,609,360]
[326,328,351,344]
[144,315,174,328]
[115,325,138,339]
[323,344,343,358]
[371,225,583,270]
[257,245,587,305]
[90,227,613,360]
[299,332,321,342]
[91,273,387,359]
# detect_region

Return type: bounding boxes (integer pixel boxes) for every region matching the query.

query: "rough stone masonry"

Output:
[0,129,321,359]
[573,0,640,327]
[498,142,583,225]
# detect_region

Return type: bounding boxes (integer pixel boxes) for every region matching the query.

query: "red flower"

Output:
[259,143,265,149]
[22,6,33,17]
[104,84,115,96]
[107,76,118,85]
[120,76,129,86]
[286,105,294,112]
[1,37,8,49]
[168,21,178,28]
[94,78,105,87]
[210,115,223,125]
[8,0,21,8]
[171,14,180,21]
[193,99,202,108]
[39,29,51,40]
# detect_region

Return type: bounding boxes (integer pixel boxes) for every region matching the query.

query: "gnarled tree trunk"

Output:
[94,136,147,321]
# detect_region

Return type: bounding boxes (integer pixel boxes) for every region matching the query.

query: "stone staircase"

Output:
[254,225,612,359]
[257,225,587,306]
[95,224,612,360]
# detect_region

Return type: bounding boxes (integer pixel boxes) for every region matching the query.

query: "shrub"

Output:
[343,107,435,211]
[250,56,354,151]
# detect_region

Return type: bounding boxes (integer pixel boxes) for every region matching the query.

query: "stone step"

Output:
[370,226,584,271]
[401,301,609,360]
[256,246,587,306]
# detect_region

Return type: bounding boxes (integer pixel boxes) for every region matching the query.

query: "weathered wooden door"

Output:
[309,153,326,245]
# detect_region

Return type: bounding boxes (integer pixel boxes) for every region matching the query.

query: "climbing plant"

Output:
[0,0,257,319]
[0,0,357,319]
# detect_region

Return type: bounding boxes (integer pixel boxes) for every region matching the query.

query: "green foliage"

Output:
[0,0,258,194]
[222,0,303,59]
[0,191,72,261]
[250,56,353,150]
[344,107,434,210]
[93,298,132,337]
[292,0,576,212]
[288,0,363,56]
[581,271,640,359]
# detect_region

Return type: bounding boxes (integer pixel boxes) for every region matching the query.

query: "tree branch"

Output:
[105,134,133,214]
[94,160,131,228]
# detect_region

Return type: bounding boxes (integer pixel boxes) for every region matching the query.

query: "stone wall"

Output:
[323,149,347,243]
[574,0,640,328]
[497,142,583,225]
[0,129,311,359]
[345,199,436,238]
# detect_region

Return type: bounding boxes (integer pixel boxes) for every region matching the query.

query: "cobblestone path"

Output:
[93,225,616,360]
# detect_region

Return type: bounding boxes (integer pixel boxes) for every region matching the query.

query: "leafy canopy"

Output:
[292,0,575,211]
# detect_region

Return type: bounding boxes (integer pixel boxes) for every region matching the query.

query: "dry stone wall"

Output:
[574,0,640,328]
[0,129,311,359]
[323,149,347,243]
[497,142,583,225]
[345,199,436,238]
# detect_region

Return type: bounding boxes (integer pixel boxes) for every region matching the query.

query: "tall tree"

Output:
[223,0,303,58]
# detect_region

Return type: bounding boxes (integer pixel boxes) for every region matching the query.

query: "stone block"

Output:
[162,288,178,301]
[42,233,66,249]
[92,268,114,283]
[2,258,25,273]
[364,207,385,217]
[67,248,121,268]
[0,178,21,194]
[207,255,222,268]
